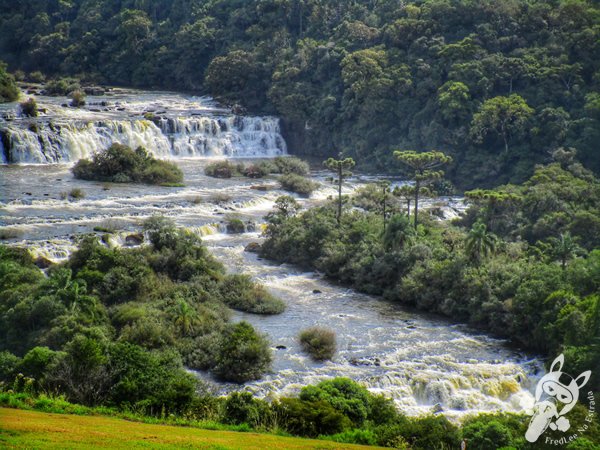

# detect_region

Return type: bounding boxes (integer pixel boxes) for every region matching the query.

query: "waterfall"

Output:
[0,115,287,164]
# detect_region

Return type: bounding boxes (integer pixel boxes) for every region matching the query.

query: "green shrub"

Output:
[213,321,272,383]
[298,327,336,361]
[45,77,80,96]
[225,217,245,234]
[320,429,377,446]
[243,163,270,178]
[273,157,310,176]
[300,378,371,427]
[0,351,20,382]
[28,71,45,83]
[279,174,318,196]
[20,97,38,117]
[0,61,19,103]
[222,392,271,428]
[72,144,183,185]
[69,89,86,107]
[220,274,285,314]
[275,398,351,437]
[205,160,237,178]
[461,419,515,450]
[69,188,85,199]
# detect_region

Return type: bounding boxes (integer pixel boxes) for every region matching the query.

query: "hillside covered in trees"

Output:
[1,0,599,187]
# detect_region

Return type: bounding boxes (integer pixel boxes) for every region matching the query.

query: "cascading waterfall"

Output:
[0,92,287,163]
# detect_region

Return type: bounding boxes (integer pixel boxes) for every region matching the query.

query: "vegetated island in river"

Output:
[72,143,184,186]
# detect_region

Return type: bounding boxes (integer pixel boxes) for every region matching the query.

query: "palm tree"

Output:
[465,221,497,262]
[173,299,199,336]
[383,214,414,251]
[549,232,581,270]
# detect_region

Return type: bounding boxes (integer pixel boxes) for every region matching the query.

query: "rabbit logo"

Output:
[526,354,592,443]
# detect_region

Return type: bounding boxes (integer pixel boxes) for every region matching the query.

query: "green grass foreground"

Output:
[0,407,383,450]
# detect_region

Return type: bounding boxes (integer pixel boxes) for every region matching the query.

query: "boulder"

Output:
[34,255,54,269]
[125,233,144,246]
[244,242,262,253]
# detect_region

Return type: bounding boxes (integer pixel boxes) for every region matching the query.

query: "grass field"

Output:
[0,407,382,449]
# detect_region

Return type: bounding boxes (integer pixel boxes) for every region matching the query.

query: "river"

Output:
[0,89,542,420]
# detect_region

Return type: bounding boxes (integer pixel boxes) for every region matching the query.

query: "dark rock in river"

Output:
[276,345,287,350]
[244,242,261,253]
[34,255,54,269]
[312,289,322,294]
[125,233,144,246]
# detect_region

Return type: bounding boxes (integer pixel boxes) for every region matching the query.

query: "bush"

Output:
[20,98,38,117]
[299,327,336,361]
[243,163,270,178]
[28,71,45,83]
[69,89,86,107]
[273,157,310,176]
[205,160,237,178]
[320,429,378,446]
[213,321,272,383]
[72,144,183,185]
[279,174,318,196]
[222,392,271,428]
[0,61,19,103]
[225,217,245,234]
[220,274,285,314]
[69,188,85,199]
[300,378,371,427]
[275,398,351,437]
[45,77,80,96]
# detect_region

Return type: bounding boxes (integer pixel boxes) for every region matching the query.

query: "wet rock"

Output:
[125,233,144,246]
[431,403,444,414]
[245,221,256,232]
[250,185,272,191]
[276,345,287,350]
[406,325,416,329]
[244,242,261,253]
[313,289,322,294]
[34,255,54,269]
[84,86,106,96]
[349,357,381,367]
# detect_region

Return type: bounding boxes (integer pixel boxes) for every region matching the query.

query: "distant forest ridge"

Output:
[1,0,599,187]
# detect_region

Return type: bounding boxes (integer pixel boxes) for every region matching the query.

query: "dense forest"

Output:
[1,0,599,187]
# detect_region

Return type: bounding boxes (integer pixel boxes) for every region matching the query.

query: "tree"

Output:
[437,81,471,122]
[549,232,582,270]
[393,150,452,228]
[213,321,272,383]
[172,299,198,337]
[324,156,356,225]
[377,180,391,232]
[0,61,19,103]
[470,94,534,154]
[465,221,497,263]
[383,214,414,251]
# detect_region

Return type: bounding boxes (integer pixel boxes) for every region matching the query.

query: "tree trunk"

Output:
[414,179,420,229]
[337,163,342,225]
[382,186,387,233]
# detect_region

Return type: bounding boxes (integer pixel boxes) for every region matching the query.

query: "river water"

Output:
[0,90,542,419]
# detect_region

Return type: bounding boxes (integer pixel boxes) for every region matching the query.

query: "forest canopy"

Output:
[1,0,599,187]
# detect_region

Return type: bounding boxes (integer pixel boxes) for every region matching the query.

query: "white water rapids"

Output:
[0,89,285,163]
[0,91,543,420]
